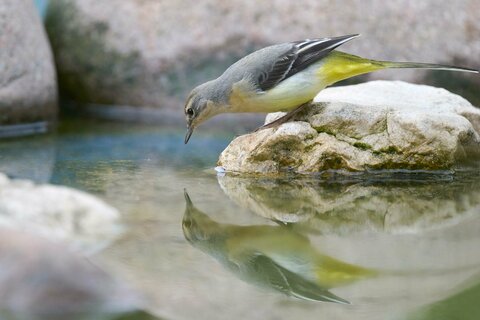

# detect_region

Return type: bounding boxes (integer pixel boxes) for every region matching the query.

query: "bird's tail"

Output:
[321,51,478,86]
[380,60,478,73]
[314,254,379,288]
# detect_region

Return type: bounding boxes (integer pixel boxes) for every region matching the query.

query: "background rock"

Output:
[44,0,479,121]
[218,81,480,174]
[0,0,57,136]
[0,173,121,254]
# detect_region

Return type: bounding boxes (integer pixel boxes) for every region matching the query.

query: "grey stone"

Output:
[218,81,480,174]
[0,173,121,254]
[0,0,57,134]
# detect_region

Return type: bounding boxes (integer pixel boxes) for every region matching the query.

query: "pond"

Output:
[0,118,479,320]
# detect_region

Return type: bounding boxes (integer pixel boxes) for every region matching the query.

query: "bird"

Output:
[183,34,478,143]
[182,190,377,303]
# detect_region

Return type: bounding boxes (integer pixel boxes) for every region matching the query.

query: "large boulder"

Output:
[218,81,480,174]
[0,0,57,137]
[44,0,479,119]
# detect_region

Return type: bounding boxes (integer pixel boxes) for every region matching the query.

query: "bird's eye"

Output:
[186,108,194,116]
[183,220,192,228]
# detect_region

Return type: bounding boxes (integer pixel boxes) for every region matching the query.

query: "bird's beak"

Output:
[184,189,194,209]
[184,125,194,144]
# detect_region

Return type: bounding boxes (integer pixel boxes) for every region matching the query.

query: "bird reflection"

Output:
[182,190,377,303]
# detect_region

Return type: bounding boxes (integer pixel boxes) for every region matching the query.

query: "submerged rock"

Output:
[0,173,121,254]
[218,81,480,174]
[0,0,57,137]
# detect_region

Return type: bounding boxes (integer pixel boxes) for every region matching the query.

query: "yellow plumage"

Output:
[319,51,385,85]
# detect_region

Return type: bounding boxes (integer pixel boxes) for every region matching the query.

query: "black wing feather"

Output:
[250,254,350,303]
[259,50,297,91]
[259,34,359,91]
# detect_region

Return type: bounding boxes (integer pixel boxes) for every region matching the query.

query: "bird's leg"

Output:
[255,101,311,132]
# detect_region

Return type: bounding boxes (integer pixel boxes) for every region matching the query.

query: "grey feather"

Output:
[258,34,359,91]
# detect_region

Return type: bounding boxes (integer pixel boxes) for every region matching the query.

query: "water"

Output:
[33,0,49,18]
[0,118,479,320]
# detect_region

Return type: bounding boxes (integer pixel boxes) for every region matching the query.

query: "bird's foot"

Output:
[254,102,310,132]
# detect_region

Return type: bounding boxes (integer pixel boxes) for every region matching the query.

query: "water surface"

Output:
[0,118,479,320]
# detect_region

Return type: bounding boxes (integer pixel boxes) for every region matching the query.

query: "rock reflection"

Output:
[182,190,376,303]
[217,172,480,233]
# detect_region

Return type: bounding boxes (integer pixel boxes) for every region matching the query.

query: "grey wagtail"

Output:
[184,34,478,144]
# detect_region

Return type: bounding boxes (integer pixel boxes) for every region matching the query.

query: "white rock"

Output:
[0,173,121,254]
[218,81,480,174]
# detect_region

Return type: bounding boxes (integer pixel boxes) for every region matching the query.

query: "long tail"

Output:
[321,51,478,86]
[381,61,478,73]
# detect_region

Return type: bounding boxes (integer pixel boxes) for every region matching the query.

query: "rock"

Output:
[0,0,57,137]
[44,0,479,119]
[0,228,139,318]
[0,173,121,254]
[218,81,480,174]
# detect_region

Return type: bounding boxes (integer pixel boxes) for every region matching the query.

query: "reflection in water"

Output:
[217,171,480,233]
[1,118,478,319]
[182,190,376,303]
[0,135,56,182]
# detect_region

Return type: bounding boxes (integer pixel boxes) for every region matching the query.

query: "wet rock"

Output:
[0,0,57,136]
[44,0,479,117]
[0,228,139,319]
[0,173,121,254]
[218,81,480,174]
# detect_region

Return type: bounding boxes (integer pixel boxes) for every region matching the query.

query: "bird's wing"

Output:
[247,254,350,304]
[258,34,359,91]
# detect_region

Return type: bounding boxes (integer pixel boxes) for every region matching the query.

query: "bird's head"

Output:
[182,189,221,244]
[184,81,221,144]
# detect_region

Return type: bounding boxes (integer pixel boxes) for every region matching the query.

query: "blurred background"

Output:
[2,0,479,137]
